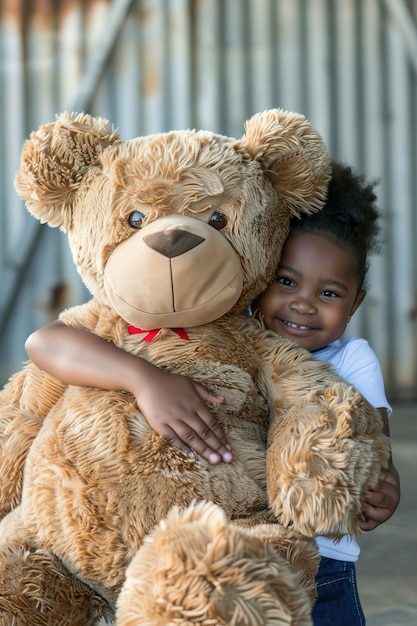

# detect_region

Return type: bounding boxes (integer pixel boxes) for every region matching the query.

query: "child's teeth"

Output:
[286,321,310,330]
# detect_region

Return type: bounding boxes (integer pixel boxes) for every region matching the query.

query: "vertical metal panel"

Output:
[0,0,416,398]
[275,0,304,113]
[303,0,333,144]
[194,0,224,131]
[359,0,390,376]
[247,0,276,112]
[220,0,250,134]
[384,0,416,391]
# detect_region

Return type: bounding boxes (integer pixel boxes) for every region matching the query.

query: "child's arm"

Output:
[359,407,400,531]
[25,321,233,465]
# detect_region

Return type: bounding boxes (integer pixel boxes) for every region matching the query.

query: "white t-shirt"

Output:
[312,336,391,562]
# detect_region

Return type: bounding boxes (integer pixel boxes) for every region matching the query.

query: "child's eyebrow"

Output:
[318,278,349,292]
[277,264,301,277]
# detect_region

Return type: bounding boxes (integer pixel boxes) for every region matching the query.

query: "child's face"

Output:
[254,232,366,352]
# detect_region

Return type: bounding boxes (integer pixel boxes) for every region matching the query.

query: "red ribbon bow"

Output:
[127,326,189,342]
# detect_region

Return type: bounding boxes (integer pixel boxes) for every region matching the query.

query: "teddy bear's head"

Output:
[15,110,330,328]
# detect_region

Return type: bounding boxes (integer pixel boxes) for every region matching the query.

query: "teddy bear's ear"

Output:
[238,109,330,217]
[14,112,120,230]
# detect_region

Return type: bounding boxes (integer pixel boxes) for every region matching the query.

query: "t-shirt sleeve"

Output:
[337,339,392,416]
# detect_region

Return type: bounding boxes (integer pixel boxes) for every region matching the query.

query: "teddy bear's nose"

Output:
[143,230,205,259]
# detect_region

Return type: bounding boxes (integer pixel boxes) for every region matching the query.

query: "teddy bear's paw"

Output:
[267,385,390,538]
[0,540,112,625]
[116,501,312,626]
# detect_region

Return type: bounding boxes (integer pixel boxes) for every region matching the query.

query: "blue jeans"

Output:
[311,558,366,625]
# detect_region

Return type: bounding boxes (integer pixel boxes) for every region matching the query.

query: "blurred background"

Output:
[0,0,417,399]
[1,0,417,398]
[0,1,416,624]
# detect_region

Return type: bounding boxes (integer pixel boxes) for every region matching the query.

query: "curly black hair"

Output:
[289,160,381,289]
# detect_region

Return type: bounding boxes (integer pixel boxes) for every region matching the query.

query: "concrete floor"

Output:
[357,401,417,626]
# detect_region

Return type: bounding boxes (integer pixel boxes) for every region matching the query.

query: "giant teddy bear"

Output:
[0,110,389,625]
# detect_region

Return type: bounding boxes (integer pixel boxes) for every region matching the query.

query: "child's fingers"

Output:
[363,480,400,512]
[358,516,380,532]
[361,500,391,523]
[193,416,233,464]
[359,485,399,531]
[163,417,233,465]
[194,383,225,405]
[143,376,232,464]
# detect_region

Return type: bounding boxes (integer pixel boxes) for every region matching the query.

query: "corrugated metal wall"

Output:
[1,0,416,398]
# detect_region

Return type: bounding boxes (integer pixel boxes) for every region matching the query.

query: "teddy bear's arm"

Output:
[0,362,67,519]
[0,299,105,520]
[0,298,121,521]
[256,334,390,539]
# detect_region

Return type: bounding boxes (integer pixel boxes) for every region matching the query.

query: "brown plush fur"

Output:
[0,110,390,624]
[116,501,313,625]
[0,529,111,625]
[0,365,67,518]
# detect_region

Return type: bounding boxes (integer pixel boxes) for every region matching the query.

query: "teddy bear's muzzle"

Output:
[104,215,243,329]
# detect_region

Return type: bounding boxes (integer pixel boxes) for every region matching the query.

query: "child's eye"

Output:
[275,276,296,288]
[321,289,339,298]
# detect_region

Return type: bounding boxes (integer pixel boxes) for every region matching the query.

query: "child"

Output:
[252,160,400,624]
[26,161,400,624]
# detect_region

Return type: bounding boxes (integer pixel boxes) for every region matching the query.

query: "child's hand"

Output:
[135,365,232,465]
[358,462,400,531]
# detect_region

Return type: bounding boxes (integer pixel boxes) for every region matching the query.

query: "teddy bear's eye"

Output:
[128,210,145,229]
[208,211,227,230]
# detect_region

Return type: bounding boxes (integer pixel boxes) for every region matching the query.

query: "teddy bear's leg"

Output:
[116,501,312,626]
[0,364,67,519]
[0,540,113,626]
